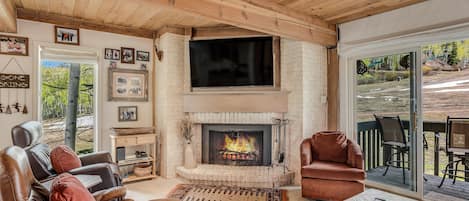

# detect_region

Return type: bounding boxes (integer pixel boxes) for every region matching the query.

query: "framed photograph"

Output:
[105,48,120,60]
[118,106,138,122]
[136,51,150,61]
[105,48,113,60]
[0,35,29,56]
[121,47,135,64]
[55,26,80,45]
[112,49,120,60]
[109,68,148,101]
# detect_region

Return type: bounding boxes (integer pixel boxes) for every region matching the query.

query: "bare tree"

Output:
[64,63,81,150]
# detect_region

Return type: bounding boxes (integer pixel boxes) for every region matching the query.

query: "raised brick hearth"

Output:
[176,164,294,188]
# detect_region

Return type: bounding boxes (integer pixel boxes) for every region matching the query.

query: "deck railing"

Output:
[356,120,469,181]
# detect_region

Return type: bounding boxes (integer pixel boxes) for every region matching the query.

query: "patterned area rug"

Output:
[166,184,286,201]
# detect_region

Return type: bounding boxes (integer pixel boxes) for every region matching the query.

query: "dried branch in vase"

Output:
[180,116,193,144]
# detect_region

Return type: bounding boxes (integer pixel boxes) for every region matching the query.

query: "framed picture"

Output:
[112,49,120,60]
[0,35,29,56]
[105,48,120,60]
[121,47,135,64]
[109,68,148,101]
[118,106,138,122]
[136,51,150,61]
[105,48,113,60]
[55,26,80,45]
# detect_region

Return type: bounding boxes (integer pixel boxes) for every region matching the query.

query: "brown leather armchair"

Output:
[0,146,132,201]
[0,146,49,201]
[301,131,365,201]
[11,121,121,192]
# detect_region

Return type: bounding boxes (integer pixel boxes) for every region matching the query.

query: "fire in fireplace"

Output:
[202,124,272,166]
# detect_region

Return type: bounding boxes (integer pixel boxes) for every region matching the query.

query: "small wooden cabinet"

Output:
[110,133,158,183]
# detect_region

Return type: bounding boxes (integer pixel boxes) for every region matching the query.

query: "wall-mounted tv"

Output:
[189,37,273,88]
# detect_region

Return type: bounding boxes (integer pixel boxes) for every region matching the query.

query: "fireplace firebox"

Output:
[202,124,272,166]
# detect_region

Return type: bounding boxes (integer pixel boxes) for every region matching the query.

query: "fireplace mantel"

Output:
[183,91,288,113]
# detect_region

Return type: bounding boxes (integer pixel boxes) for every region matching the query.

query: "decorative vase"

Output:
[184,143,197,169]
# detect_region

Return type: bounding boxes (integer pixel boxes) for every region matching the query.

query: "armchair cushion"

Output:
[51,145,82,174]
[301,161,365,181]
[27,143,55,180]
[50,173,95,201]
[311,131,348,163]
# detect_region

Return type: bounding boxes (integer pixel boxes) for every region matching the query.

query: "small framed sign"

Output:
[0,73,30,88]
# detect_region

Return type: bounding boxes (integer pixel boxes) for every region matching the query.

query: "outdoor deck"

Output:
[358,120,469,200]
[367,167,469,200]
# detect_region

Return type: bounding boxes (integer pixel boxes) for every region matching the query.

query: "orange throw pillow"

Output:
[50,145,82,173]
[311,131,348,163]
[50,173,95,201]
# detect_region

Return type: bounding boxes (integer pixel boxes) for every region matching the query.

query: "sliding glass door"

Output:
[354,50,423,197]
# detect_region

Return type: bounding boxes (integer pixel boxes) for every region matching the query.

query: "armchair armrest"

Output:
[93,186,132,201]
[68,163,117,192]
[346,139,364,169]
[79,151,113,166]
[300,138,312,167]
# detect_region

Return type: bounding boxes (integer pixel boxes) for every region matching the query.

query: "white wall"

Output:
[0,19,153,151]
[339,0,469,45]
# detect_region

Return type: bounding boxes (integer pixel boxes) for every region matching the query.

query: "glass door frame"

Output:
[36,43,100,153]
[347,47,424,199]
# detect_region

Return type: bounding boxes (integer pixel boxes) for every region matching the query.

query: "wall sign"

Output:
[0,73,30,88]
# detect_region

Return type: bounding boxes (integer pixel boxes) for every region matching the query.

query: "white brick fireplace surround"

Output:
[155,33,328,187]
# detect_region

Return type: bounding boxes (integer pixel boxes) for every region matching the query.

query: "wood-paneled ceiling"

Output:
[276,0,425,24]
[14,0,220,30]
[2,0,426,45]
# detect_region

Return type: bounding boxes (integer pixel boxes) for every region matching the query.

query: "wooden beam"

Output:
[143,0,336,46]
[17,8,154,39]
[192,26,267,40]
[0,0,17,33]
[155,25,186,38]
[327,47,339,130]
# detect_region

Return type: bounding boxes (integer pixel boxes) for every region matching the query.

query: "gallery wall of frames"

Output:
[0,19,154,150]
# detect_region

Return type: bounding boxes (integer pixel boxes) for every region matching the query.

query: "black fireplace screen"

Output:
[202,124,272,166]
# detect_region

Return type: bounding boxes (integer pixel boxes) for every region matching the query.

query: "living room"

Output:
[1,0,469,201]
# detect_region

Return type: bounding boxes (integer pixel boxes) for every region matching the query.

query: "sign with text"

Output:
[0,73,30,88]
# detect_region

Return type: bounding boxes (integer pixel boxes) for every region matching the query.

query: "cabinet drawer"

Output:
[137,136,155,144]
[116,137,137,146]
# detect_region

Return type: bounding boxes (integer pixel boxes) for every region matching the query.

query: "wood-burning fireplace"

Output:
[202,124,272,166]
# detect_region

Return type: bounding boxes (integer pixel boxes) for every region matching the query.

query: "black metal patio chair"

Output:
[439,117,469,188]
[374,114,409,184]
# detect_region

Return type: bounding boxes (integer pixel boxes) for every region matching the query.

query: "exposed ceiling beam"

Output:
[0,0,17,33]
[192,26,268,40]
[17,8,155,39]
[143,0,337,46]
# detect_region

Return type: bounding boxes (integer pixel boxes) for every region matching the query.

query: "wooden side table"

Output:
[110,133,158,183]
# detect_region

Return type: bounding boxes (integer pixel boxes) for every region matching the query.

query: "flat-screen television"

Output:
[190,37,273,88]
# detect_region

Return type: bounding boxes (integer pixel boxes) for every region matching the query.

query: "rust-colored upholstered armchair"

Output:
[301,131,365,201]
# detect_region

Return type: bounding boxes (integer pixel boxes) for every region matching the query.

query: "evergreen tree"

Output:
[448,41,460,66]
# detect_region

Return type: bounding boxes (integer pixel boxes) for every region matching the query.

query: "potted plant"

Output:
[180,116,196,169]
